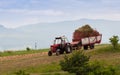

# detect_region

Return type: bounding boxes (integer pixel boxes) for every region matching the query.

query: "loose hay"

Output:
[73,24,100,41]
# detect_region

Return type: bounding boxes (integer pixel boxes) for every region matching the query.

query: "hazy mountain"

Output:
[0,19,120,51]
[0,25,6,30]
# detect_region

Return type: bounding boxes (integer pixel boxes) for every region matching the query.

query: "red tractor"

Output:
[48,36,72,56]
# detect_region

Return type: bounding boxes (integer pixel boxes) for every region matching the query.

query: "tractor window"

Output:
[61,39,65,44]
[54,39,62,44]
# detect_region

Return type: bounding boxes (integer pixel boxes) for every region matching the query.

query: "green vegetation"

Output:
[25,62,61,73]
[60,51,116,75]
[92,44,120,54]
[26,47,31,51]
[60,51,90,75]
[88,61,117,75]
[1,44,120,75]
[14,70,30,75]
[88,44,120,75]
[109,35,119,49]
[12,62,72,75]
[0,48,48,57]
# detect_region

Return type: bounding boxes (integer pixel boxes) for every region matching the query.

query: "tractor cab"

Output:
[54,37,68,47]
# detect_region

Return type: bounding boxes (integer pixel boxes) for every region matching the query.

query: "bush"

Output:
[60,51,90,75]
[26,47,31,51]
[109,35,119,49]
[4,50,13,53]
[14,70,30,75]
[60,51,117,75]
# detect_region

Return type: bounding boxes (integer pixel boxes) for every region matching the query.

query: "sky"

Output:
[0,0,120,28]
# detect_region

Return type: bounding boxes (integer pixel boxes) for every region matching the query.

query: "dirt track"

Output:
[0,52,63,74]
[0,52,48,62]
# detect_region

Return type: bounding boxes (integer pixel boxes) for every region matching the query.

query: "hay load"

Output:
[73,24,100,41]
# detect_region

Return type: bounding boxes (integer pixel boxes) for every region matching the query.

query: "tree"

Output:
[109,35,119,49]
[26,47,31,51]
[60,51,90,75]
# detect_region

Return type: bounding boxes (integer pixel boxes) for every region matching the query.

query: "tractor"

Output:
[48,36,72,56]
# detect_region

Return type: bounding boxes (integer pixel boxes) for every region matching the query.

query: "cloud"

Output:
[27,10,66,16]
[0,9,66,16]
[0,0,120,28]
[0,8,69,28]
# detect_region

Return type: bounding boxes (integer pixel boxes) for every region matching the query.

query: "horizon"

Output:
[0,0,120,28]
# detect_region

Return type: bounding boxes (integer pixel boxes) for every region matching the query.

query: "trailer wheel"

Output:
[90,44,94,49]
[48,51,52,56]
[84,45,88,50]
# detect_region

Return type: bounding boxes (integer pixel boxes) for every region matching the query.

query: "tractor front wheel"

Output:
[48,51,52,56]
[56,49,60,56]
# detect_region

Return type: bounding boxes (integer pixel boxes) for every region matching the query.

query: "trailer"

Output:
[70,25,102,50]
[71,34,102,50]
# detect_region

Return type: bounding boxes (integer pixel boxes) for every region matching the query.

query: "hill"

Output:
[0,44,120,75]
[0,19,120,50]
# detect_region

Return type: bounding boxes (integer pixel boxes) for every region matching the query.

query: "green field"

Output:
[0,48,49,57]
[1,44,120,75]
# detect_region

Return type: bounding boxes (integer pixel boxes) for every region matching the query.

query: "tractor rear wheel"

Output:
[65,46,72,54]
[48,51,52,56]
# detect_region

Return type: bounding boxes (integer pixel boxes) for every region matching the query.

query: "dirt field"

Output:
[0,52,64,74]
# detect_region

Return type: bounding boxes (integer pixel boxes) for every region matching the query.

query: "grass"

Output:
[24,62,74,75]
[1,44,120,75]
[88,44,120,74]
[0,48,49,57]
[86,44,120,55]
[26,62,61,73]
[95,44,120,52]
[24,63,74,75]
[10,62,61,75]
[4,58,74,75]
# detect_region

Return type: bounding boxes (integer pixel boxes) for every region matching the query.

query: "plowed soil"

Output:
[0,52,63,74]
